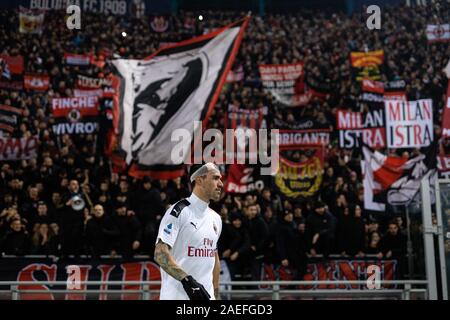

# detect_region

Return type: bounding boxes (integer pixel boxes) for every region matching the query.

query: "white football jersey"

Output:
[156,192,222,300]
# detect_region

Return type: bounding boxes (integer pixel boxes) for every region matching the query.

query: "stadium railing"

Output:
[0,280,429,300]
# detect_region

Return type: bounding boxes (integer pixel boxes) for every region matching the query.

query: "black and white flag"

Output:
[361,141,437,211]
[111,17,249,179]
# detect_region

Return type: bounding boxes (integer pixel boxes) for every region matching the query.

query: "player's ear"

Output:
[194,176,202,187]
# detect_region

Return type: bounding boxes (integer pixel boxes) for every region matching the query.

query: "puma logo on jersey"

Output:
[170,199,190,218]
[190,222,197,229]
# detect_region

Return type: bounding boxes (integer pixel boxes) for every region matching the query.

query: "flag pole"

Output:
[405,204,415,280]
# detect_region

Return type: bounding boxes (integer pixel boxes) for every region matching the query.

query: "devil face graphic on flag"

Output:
[111,18,249,178]
[131,55,206,158]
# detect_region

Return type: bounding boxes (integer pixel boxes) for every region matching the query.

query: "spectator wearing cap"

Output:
[243,203,269,281]
[306,201,337,257]
[85,204,119,258]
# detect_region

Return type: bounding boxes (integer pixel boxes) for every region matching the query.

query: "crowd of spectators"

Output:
[1,2,449,280]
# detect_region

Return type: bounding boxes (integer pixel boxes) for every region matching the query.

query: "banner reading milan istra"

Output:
[385,99,433,148]
[337,109,385,148]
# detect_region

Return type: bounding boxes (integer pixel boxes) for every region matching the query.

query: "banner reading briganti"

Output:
[385,99,433,148]
[277,130,330,148]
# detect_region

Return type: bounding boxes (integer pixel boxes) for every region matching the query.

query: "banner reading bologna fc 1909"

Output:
[110,17,249,179]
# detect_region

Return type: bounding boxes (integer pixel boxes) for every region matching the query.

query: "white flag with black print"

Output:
[111,17,249,179]
[361,141,437,211]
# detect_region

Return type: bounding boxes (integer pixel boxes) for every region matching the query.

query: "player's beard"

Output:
[210,188,221,202]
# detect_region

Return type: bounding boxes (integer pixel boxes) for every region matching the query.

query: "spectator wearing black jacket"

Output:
[258,188,282,215]
[29,201,52,230]
[306,201,337,257]
[366,231,383,258]
[217,205,231,258]
[336,204,366,256]
[222,212,251,280]
[262,206,278,265]
[30,223,59,255]
[113,204,143,258]
[380,221,407,259]
[85,204,119,258]
[159,178,189,205]
[276,210,303,278]
[380,221,407,278]
[133,177,164,224]
[60,179,86,257]
[243,203,269,281]
[0,219,30,256]
[20,186,41,229]
[296,219,309,279]
[132,177,164,255]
